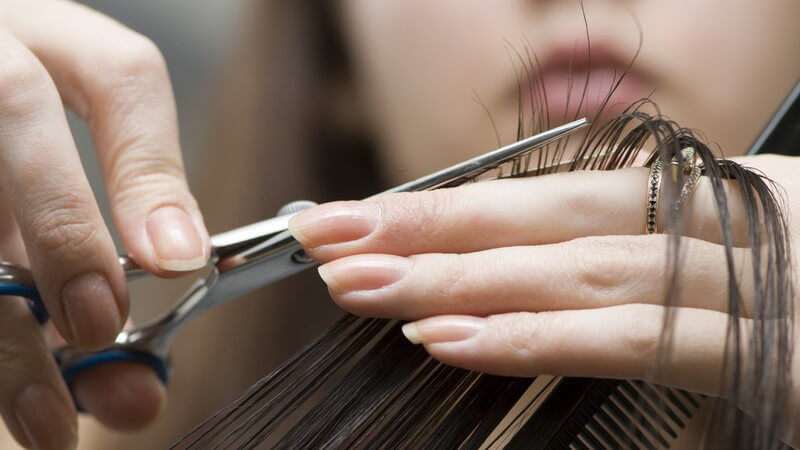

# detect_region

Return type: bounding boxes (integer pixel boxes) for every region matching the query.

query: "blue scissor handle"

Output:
[59,349,169,385]
[1,280,169,412]
[0,282,48,324]
[57,349,169,412]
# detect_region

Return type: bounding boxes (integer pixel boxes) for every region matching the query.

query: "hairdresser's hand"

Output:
[288,155,800,399]
[0,1,209,448]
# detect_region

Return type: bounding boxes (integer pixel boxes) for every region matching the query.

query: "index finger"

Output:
[288,168,750,262]
[0,31,125,349]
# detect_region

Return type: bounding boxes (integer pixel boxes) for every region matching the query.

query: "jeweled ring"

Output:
[674,147,704,212]
[646,147,704,234]
[645,158,663,234]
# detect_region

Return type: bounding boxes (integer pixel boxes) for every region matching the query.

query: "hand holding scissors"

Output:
[1,119,588,434]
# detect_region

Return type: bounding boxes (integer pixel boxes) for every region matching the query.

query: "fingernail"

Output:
[146,206,207,271]
[15,384,77,450]
[62,272,122,348]
[318,255,411,294]
[288,201,379,248]
[402,316,485,345]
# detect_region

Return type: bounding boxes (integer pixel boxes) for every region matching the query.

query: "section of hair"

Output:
[176,3,793,448]
[173,102,793,449]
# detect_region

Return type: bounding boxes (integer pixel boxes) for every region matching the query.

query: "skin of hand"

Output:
[0,1,209,449]
[288,154,800,446]
[0,0,790,448]
[321,2,800,442]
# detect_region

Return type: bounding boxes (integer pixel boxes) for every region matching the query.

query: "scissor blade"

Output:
[211,119,591,305]
[209,119,590,278]
[384,117,589,194]
[209,214,296,258]
[504,150,614,178]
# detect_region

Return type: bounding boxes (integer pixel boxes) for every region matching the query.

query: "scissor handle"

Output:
[54,348,169,412]
[1,275,169,412]
[58,348,169,385]
[0,281,49,324]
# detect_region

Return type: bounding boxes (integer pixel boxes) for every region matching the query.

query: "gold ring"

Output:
[646,147,704,235]
[674,147,704,212]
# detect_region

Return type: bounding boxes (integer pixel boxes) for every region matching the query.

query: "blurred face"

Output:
[338,1,800,183]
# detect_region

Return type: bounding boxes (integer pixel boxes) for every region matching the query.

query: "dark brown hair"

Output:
[170,1,796,448]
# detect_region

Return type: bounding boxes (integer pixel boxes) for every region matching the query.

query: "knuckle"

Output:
[107,151,187,202]
[93,33,169,116]
[0,334,27,366]
[0,46,49,113]
[35,217,99,256]
[615,305,663,368]
[0,345,28,385]
[562,176,606,223]
[568,236,658,305]
[105,33,167,81]
[0,333,37,370]
[0,311,45,383]
[431,255,468,305]
[491,312,550,361]
[379,190,454,246]
[25,191,99,255]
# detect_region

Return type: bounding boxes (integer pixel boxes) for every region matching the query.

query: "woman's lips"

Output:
[536,67,648,118]
[517,43,650,121]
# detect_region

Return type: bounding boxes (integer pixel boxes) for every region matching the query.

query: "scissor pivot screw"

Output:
[277,200,318,216]
[291,249,314,264]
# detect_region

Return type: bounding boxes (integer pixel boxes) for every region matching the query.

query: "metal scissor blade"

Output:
[209,213,297,258]
[210,118,591,306]
[117,209,302,278]
[508,150,613,178]
[384,117,590,194]
[119,118,590,285]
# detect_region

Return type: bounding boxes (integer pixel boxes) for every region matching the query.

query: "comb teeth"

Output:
[571,381,706,450]
[500,377,707,450]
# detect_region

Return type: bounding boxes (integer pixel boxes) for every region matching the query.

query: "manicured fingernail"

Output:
[288,201,379,248]
[402,316,485,345]
[146,206,207,271]
[15,383,77,450]
[62,272,122,348]
[318,255,411,294]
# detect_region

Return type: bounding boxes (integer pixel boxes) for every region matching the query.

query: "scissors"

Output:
[0,118,589,394]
